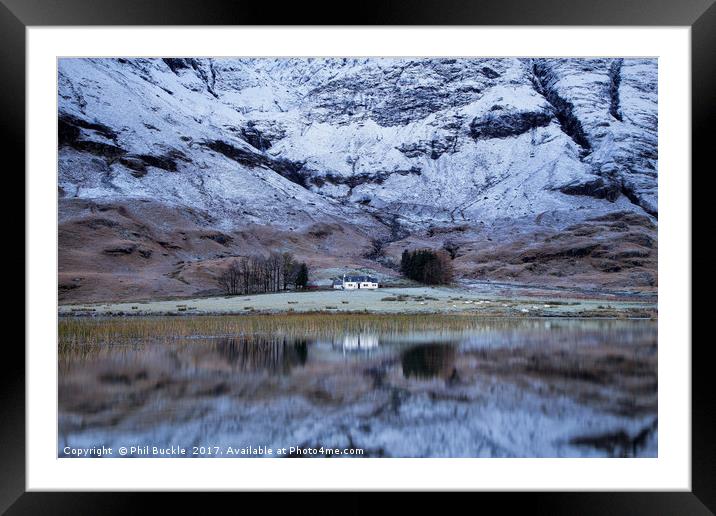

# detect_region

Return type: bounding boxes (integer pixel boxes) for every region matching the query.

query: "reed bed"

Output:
[59,313,478,347]
[58,313,654,351]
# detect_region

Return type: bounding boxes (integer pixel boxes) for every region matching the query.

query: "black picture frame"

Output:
[4,0,711,512]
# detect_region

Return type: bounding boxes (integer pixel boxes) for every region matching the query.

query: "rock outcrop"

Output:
[58,57,658,301]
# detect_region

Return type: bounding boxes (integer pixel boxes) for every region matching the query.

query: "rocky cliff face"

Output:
[58,58,658,302]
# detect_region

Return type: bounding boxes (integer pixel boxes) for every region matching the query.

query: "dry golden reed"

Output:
[58,313,533,349]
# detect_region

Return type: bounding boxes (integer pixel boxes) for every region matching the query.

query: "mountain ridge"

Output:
[58,57,658,302]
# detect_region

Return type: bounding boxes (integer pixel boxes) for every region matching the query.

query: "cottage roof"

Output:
[343,275,378,283]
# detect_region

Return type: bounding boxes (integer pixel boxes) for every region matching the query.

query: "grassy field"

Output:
[58,286,657,319]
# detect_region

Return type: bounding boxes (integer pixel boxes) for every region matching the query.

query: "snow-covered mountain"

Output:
[58,58,658,302]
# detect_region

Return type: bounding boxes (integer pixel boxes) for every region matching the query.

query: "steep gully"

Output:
[531,59,652,216]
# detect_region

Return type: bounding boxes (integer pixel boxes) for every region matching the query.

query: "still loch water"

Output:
[59,315,657,458]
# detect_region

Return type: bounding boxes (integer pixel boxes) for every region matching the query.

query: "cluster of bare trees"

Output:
[218,252,309,295]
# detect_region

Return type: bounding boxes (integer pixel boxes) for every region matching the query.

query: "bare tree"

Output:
[218,260,243,295]
[217,252,304,295]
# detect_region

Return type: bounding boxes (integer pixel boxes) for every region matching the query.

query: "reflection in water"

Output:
[214,337,307,375]
[340,333,379,351]
[58,316,658,458]
[401,344,457,380]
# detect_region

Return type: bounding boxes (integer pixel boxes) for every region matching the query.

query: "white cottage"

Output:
[333,275,379,290]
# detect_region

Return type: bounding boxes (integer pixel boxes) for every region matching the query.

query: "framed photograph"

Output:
[7,0,710,511]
